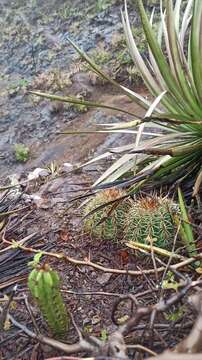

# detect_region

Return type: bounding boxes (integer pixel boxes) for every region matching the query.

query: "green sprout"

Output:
[14,144,30,162]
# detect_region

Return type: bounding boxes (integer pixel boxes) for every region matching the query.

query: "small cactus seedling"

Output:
[124,195,177,249]
[28,264,69,338]
[83,189,131,241]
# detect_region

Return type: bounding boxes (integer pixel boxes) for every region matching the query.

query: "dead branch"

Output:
[148,353,202,360]
[1,280,202,359]
[44,358,94,360]
[147,291,202,359]
[126,344,157,356]
[3,239,202,277]
[113,279,202,336]
[62,288,158,299]
[175,290,202,353]
[0,305,93,354]
[44,353,202,360]
[45,355,202,360]
[0,285,17,329]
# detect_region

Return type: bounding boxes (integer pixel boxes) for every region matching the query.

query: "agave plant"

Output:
[31,0,202,197]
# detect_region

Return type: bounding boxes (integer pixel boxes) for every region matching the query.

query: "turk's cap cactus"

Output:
[83,188,131,241]
[124,195,178,249]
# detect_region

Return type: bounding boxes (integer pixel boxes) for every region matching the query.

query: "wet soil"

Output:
[0,0,148,177]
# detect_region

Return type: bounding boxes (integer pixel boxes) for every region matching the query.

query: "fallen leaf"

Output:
[118,250,129,265]
[59,229,70,242]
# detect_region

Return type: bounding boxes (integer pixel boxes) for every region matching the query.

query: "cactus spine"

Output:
[83,189,131,241]
[28,264,69,337]
[124,195,177,249]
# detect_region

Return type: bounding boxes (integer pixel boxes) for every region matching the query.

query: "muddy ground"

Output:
[0,0,152,178]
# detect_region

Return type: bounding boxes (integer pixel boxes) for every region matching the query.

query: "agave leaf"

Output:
[97,119,142,130]
[66,36,151,110]
[109,136,173,155]
[161,2,195,110]
[98,122,140,129]
[99,114,195,130]
[166,0,202,116]
[176,42,198,101]
[81,152,111,168]
[101,159,139,184]
[152,113,202,123]
[190,0,202,102]
[93,92,166,185]
[154,153,197,177]
[192,168,202,196]
[180,0,193,47]
[82,192,129,221]
[61,129,141,135]
[29,91,139,118]
[137,0,196,115]
[177,187,197,257]
[133,90,167,172]
[145,90,167,117]
[93,153,137,187]
[107,130,162,138]
[122,0,162,101]
[95,155,170,190]
[126,241,186,260]
[160,2,177,81]
[174,0,183,33]
[123,1,183,114]
[156,155,195,176]
[130,142,202,157]
[148,9,166,89]
[157,1,164,46]
[120,85,151,108]
[128,132,193,152]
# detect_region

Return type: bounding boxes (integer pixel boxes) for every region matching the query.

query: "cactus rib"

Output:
[83,189,131,241]
[28,264,69,338]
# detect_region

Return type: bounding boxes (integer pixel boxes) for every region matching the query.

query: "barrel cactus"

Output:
[83,189,131,241]
[124,195,177,249]
[28,263,69,338]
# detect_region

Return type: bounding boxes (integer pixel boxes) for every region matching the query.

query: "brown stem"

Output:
[3,239,202,277]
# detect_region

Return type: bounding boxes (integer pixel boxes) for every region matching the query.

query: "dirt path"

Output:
[0,0,154,178]
[27,85,147,169]
[0,0,124,176]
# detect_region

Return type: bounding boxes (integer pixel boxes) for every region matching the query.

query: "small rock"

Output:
[60,162,74,173]
[97,272,112,286]
[27,168,49,181]
[46,178,65,193]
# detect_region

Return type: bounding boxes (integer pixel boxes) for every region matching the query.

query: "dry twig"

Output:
[3,239,202,276]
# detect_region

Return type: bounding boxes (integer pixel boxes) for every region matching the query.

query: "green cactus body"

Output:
[124,196,177,249]
[28,264,69,338]
[83,189,131,241]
